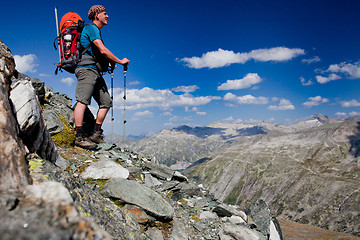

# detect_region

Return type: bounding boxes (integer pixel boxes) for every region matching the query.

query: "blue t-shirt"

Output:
[79,24,103,69]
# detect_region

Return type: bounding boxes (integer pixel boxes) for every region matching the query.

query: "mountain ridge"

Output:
[130,113,351,169]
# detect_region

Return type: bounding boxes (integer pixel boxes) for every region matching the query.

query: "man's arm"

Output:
[93,39,130,66]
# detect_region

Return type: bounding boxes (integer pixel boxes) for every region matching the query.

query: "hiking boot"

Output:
[90,129,105,144]
[75,133,98,150]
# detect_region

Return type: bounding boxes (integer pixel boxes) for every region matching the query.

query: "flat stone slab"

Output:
[101,178,174,220]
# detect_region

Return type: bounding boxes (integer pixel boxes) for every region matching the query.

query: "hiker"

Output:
[74,5,130,149]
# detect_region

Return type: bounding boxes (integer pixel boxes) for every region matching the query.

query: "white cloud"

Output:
[340,99,360,107]
[61,77,75,86]
[196,111,207,116]
[315,61,360,84]
[14,54,39,73]
[302,56,320,64]
[267,98,295,110]
[169,115,193,122]
[218,73,262,90]
[133,110,153,118]
[223,116,234,121]
[185,106,206,116]
[161,111,172,116]
[300,76,314,86]
[172,85,199,93]
[224,93,268,104]
[248,47,305,62]
[185,106,199,112]
[327,61,360,79]
[303,96,329,107]
[179,47,305,69]
[349,111,360,116]
[335,112,347,116]
[316,73,341,84]
[129,80,141,85]
[39,73,50,77]
[113,87,220,110]
[164,122,175,127]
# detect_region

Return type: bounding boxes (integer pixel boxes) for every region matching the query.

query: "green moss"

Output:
[28,159,43,170]
[51,114,75,147]
[191,215,200,221]
[85,178,107,191]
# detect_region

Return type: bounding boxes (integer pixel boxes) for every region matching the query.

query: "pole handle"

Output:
[124,64,128,72]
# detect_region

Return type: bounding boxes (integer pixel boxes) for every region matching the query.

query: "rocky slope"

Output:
[0,39,287,240]
[184,120,360,236]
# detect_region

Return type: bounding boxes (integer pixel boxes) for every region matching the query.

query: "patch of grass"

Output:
[51,114,75,147]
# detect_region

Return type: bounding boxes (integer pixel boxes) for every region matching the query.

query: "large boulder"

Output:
[0,181,113,240]
[0,39,31,190]
[10,79,58,162]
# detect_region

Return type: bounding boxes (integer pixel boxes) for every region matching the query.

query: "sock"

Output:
[94,123,102,132]
[75,126,83,136]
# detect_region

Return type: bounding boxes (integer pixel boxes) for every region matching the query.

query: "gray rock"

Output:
[249,199,271,237]
[54,154,69,170]
[220,223,264,240]
[172,182,203,199]
[0,182,113,240]
[146,162,174,181]
[173,171,188,182]
[101,178,174,220]
[23,181,73,206]
[44,85,53,98]
[269,219,283,240]
[44,93,74,126]
[213,203,247,220]
[30,78,45,102]
[43,109,64,135]
[10,79,58,162]
[229,216,246,225]
[146,228,164,240]
[122,204,156,224]
[144,172,163,187]
[0,56,31,190]
[80,159,129,180]
[169,218,189,240]
[200,211,218,220]
[98,143,115,151]
[10,80,41,134]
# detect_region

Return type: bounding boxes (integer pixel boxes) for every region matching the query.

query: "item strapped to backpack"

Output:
[54,12,88,74]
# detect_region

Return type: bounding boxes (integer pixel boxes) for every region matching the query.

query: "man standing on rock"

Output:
[74,5,130,149]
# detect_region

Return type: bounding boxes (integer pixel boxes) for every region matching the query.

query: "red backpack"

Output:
[54,12,87,74]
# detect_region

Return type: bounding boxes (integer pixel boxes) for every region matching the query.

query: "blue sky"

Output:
[3,0,360,136]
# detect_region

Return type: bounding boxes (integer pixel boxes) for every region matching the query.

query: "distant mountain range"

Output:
[130,114,349,169]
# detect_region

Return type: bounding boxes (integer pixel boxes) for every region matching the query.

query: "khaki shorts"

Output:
[75,67,112,108]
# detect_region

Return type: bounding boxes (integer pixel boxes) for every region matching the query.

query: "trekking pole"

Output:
[110,69,114,122]
[54,7,61,63]
[110,68,114,137]
[123,65,128,146]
